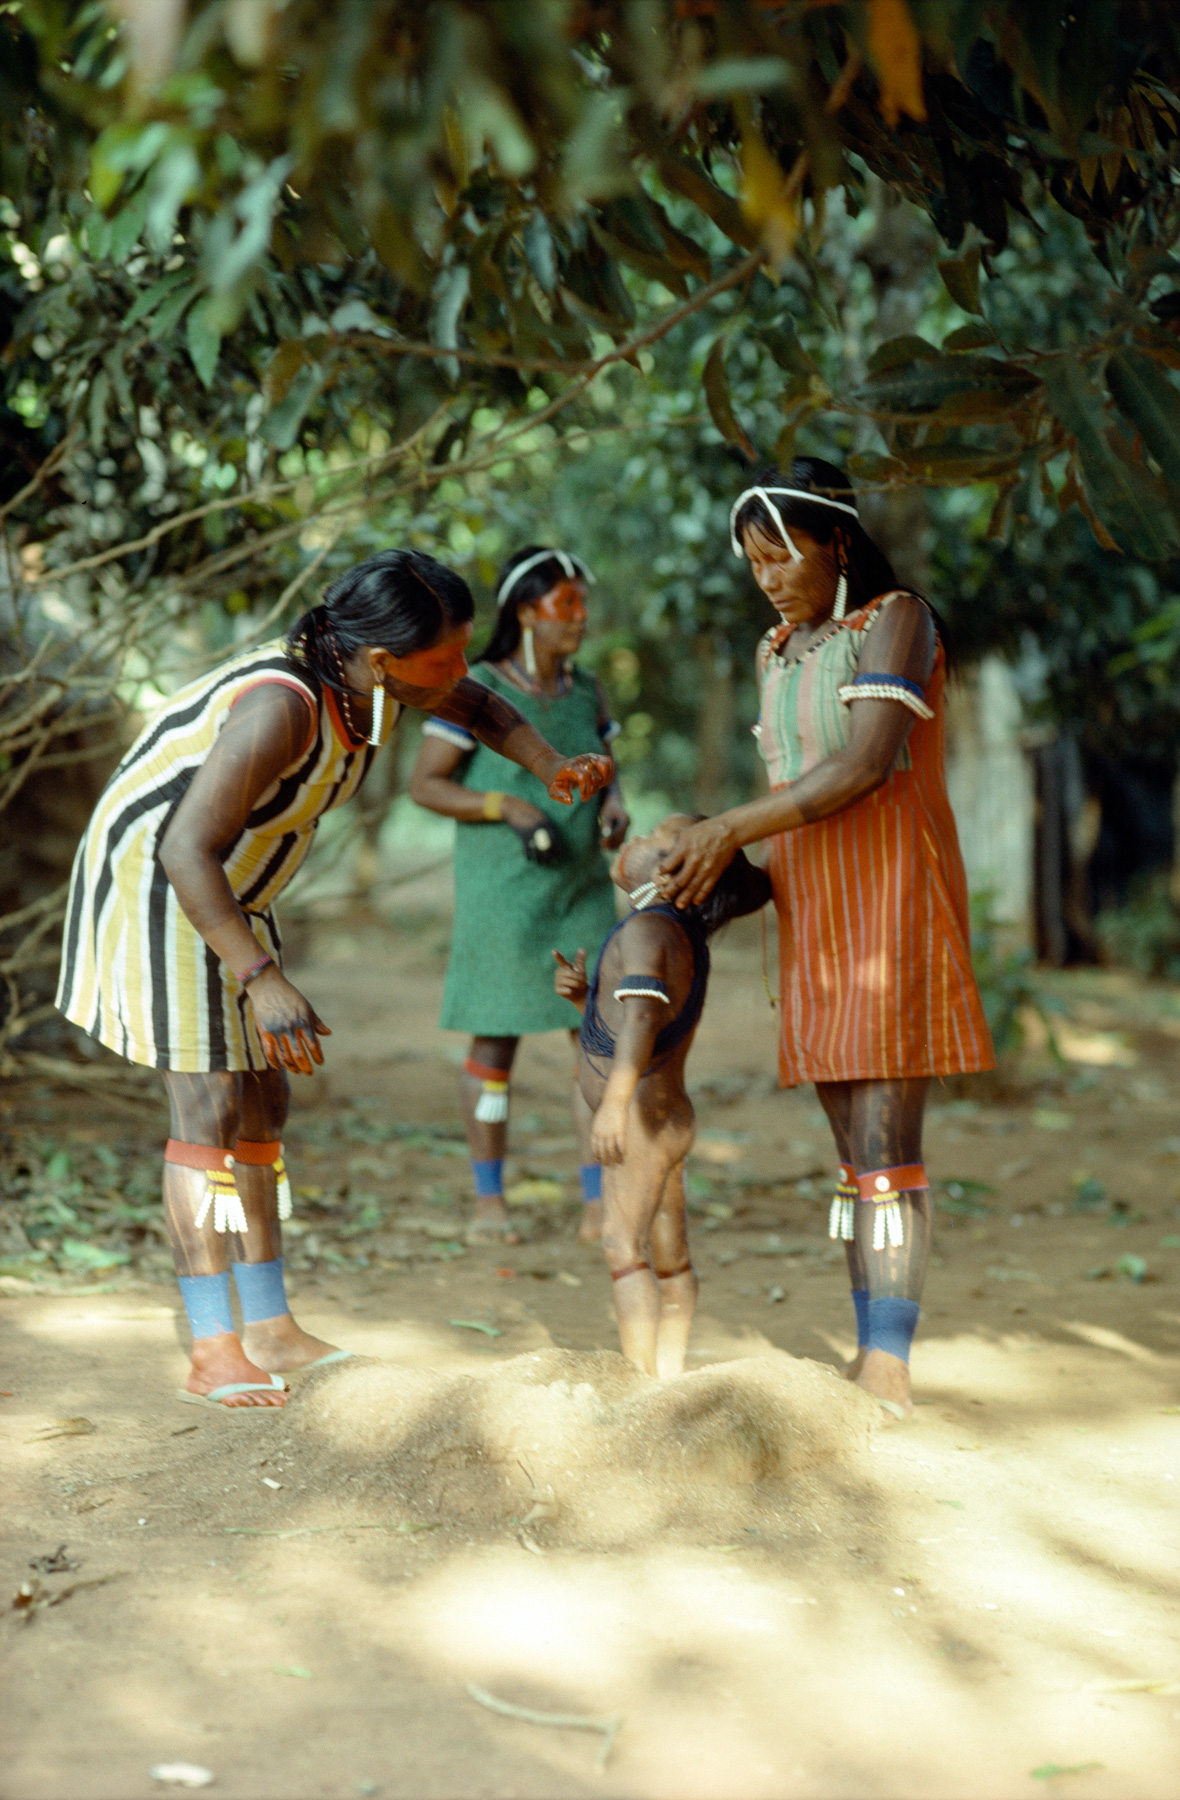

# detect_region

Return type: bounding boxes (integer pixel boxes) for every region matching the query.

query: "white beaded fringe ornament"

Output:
[368,682,385,746]
[828,1174,857,1241]
[474,1079,509,1123]
[194,1167,249,1235]
[869,1173,905,1250]
[275,1154,293,1221]
[522,626,537,677]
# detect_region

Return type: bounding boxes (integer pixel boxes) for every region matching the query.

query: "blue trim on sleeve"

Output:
[423,716,478,750]
[848,672,926,700]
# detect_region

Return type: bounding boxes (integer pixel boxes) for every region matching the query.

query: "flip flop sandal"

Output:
[876,1398,911,1422]
[281,1350,357,1378]
[175,1375,287,1410]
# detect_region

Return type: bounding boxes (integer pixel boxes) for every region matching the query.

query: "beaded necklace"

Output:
[324,630,369,744]
[502,657,571,702]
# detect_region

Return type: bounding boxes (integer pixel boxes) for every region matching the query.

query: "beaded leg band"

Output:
[828,1163,858,1240]
[233,1138,293,1221]
[856,1164,928,1251]
[465,1056,510,1123]
[165,1140,248,1235]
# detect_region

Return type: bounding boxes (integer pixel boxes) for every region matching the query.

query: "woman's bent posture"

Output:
[57,550,612,1408]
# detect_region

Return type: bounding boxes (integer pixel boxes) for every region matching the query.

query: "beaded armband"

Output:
[613,976,671,1004]
[836,672,934,719]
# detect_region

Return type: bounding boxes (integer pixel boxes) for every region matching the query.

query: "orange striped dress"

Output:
[757,591,994,1088]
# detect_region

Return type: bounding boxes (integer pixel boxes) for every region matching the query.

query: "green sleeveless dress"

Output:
[436,663,618,1035]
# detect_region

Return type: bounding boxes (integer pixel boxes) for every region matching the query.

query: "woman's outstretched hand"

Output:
[247,966,331,1075]
[547,753,614,804]
[657,816,738,909]
[599,789,630,848]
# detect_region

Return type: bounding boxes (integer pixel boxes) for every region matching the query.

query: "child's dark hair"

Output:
[287,549,473,693]
[677,825,772,936]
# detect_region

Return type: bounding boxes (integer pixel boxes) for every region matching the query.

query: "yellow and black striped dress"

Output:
[56,639,395,1072]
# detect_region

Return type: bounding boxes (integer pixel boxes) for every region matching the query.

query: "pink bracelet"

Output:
[236,953,275,986]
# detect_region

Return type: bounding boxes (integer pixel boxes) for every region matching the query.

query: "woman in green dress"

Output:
[410,547,629,1239]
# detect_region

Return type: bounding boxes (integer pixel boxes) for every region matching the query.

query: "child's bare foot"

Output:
[842,1348,866,1381]
[855,1348,913,1419]
[241,1312,339,1374]
[467,1197,521,1245]
[578,1199,603,1242]
[187,1333,286,1406]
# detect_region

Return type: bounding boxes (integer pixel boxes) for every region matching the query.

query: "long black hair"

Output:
[477,546,588,665]
[732,457,901,614]
[287,549,473,693]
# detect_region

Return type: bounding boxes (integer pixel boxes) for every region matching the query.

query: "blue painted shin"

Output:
[231,1256,289,1324]
[178,1270,234,1340]
[579,1163,603,1203]
[471,1157,504,1199]
[866,1296,920,1363]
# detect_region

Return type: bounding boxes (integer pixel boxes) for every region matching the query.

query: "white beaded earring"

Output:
[368,681,386,747]
[522,626,537,678]
[832,571,848,622]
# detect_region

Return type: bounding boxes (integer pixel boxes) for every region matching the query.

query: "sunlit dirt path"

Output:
[3,916,1180,1798]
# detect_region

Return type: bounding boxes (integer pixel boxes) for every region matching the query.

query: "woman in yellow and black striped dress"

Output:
[57,550,613,1409]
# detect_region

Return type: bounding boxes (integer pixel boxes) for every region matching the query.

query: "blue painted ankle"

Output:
[579,1163,602,1203]
[851,1287,870,1349]
[231,1256,289,1325]
[471,1157,504,1200]
[178,1270,234,1340]
[867,1296,920,1363]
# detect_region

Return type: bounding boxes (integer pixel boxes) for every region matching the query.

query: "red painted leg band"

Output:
[610,1260,652,1283]
[856,1164,927,1201]
[464,1056,510,1084]
[655,1261,694,1280]
[165,1139,235,1172]
[233,1139,282,1166]
[839,1162,855,1184]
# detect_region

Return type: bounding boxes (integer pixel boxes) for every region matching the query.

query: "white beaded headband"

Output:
[729,485,859,560]
[496,548,595,608]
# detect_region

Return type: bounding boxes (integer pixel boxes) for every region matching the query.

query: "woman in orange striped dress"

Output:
[658,459,994,1416]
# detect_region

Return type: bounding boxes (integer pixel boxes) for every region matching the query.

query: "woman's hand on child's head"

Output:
[552,947,588,1007]
[591,1093,629,1165]
[657,815,738,909]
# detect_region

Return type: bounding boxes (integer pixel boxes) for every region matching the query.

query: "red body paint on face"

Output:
[530,580,588,624]
[384,623,471,687]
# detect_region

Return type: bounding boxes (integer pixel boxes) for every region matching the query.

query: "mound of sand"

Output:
[285,1348,882,1549]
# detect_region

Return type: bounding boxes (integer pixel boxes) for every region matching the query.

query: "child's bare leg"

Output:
[232,1069,339,1373]
[570,1041,602,1241]
[816,1079,868,1379]
[601,1123,673,1376]
[162,1072,284,1408]
[651,1159,697,1379]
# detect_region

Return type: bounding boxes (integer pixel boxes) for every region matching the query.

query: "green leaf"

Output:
[943,323,996,352]
[702,339,756,461]
[185,297,221,389]
[693,56,791,99]
[885,443,1024,484]
[448,1319,503,1336]
[937,247,982,314]
[261,363,322,448]
[59,1239,130,1270]
[107,190,147,264]
[866,336,941,375]
[756,318,819,381]
[1042,358,1179,560]
[1106,347,1180,498]
[150,281,199,340]
[123,269,192,331]
[1030,1765,1103,1783]
[854,353,1039,421]
[88,367,110,452]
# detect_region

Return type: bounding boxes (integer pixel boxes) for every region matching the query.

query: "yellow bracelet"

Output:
[482,790,505,821]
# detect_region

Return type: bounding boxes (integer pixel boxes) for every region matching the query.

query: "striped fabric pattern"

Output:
[56,639,394,1072]
[758,594,994,1087]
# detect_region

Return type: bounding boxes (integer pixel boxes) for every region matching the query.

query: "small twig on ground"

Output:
[466,1684,622,1771]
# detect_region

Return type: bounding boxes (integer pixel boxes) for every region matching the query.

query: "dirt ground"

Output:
[3,906,1180,1800]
